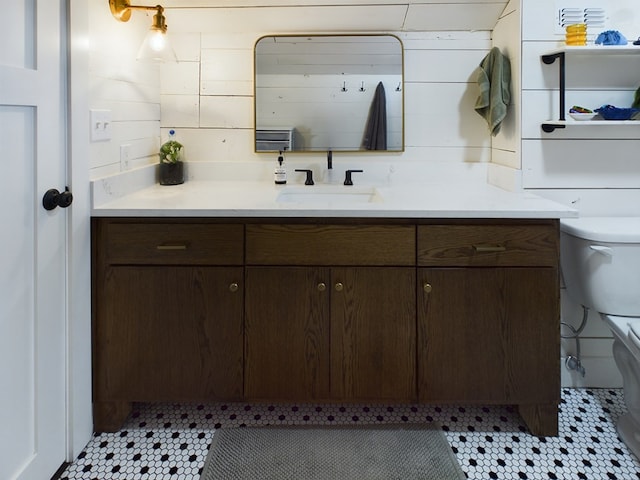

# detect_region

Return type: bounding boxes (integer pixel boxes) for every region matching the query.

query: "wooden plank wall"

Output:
[162,28,492,165]
[88,3,497,178]
[522,0,640,197]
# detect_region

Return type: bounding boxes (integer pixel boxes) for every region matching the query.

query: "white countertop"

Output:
[91,177,577,219]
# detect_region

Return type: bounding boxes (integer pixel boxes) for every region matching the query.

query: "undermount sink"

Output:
[276,185,383,204]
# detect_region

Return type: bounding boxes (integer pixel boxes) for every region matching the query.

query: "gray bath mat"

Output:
[200,424,465,480]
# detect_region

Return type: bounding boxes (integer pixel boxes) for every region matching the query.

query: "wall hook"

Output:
[341,81,348,92]
[396,82,402,92]
[359,81,366,92]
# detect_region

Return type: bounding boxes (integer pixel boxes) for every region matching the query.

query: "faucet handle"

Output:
[295,169,315,185]
[344,169,363,186]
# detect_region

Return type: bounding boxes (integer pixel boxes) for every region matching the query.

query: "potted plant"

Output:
[159,129,184,185]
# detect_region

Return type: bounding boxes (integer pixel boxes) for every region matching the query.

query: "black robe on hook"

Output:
[362,81,387,150]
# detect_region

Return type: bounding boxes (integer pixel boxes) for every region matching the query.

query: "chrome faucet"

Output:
[327,150,332,170]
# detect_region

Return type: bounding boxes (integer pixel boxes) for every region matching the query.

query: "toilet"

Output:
[561,217,640,458]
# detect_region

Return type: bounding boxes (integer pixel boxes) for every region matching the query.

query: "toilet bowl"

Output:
[561,217,640,458]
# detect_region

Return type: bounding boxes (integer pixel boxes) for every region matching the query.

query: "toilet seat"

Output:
[602,314,640,361]
[629,323,640,353]
[603,314,630,341]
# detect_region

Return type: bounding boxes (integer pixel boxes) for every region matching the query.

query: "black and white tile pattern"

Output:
[61,389,640,479]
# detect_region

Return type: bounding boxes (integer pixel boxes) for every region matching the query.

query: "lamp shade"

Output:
[137,27,177,62]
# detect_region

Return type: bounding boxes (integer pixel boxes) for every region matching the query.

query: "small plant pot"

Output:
[159,161,184,185]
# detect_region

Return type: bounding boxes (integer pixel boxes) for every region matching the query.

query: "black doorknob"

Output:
[43,187,73,211]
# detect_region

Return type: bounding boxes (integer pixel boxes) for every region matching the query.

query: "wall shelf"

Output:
[540,46,640,132]
[545,46,640,57]
[541,119,640,133]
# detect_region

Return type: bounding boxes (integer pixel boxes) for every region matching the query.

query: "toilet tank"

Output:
[561,217,640,316]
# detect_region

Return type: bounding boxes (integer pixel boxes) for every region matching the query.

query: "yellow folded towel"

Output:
[474,47,511,136]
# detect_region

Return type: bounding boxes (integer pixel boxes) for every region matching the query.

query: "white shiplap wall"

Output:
[89,3,501,178]
[159,28,493,166]
[88,0,163,177]
[521,0,640,198]
[158,29,493,167]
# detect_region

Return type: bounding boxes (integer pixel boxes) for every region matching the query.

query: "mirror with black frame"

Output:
[254,34,404,153]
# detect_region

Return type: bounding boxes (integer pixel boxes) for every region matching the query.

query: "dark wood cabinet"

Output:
[244,266,331,400]
[330,267,416,401]
[92,217,560,436]
[97,266,243,399]
[92,219,244,432]
[418,267,559,399]
[244,224,417,402]
[244,266,416,402]
[416,221,560,436]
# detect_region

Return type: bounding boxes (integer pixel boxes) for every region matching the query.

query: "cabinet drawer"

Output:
[417,223,558,267]
[103,222,244,265]
[246,224,415,266]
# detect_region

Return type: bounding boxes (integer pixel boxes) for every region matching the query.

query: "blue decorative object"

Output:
[595,30,628,45]
[595,104,640,120]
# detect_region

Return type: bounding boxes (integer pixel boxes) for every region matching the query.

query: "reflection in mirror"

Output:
[254,35,403,153]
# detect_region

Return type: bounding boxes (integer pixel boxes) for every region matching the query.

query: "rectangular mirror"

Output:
[255,34,404,153]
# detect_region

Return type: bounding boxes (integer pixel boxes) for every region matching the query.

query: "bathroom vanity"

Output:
[91,180,569,437]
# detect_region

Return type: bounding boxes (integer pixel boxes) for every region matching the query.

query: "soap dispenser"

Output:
[274,150,287,185]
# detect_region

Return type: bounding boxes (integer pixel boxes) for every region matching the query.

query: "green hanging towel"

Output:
[474,47,511,136]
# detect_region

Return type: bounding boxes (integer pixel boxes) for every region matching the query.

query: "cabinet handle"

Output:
[335,282,343,292]
[156,244,187,250]
[423,283,432,294]
[317,282,326,292]
[473,244,506,253]
[229,282,239,293]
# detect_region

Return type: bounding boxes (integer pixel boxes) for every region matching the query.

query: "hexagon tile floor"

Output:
[60,388,640,480]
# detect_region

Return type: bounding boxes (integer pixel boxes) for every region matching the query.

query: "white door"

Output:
[0,0,68,478]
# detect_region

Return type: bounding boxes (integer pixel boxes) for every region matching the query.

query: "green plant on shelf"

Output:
[159,140,183,164]
[159,130,183,164]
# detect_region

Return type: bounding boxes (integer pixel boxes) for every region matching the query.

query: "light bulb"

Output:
[136,28,177,62]
[147,29,167,52]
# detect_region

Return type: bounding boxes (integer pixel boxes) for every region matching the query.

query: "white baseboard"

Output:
[561,355,622,388]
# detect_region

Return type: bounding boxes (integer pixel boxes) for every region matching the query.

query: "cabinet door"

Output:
[244,266,331,400]
[331,267,417,401]
[418,267,559,404]
[94,266,244,402]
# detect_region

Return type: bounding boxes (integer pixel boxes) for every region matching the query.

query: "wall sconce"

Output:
[109,0,177,62]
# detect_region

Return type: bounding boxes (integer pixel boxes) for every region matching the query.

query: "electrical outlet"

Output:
[120,144,131,171]
[90,109,112,142]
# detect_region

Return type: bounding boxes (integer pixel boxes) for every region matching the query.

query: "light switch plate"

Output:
[90,109,112,142]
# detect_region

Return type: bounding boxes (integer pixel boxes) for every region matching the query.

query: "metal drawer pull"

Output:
[156,244,187,250]
[473,244,506,253]
[335,282,344,292]
[317,283,326,292]
[423,283,432,294]
[229,283,239,292]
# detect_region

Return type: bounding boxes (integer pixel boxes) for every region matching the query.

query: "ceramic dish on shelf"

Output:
[569,112,597,121]
[595,105,640,120]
